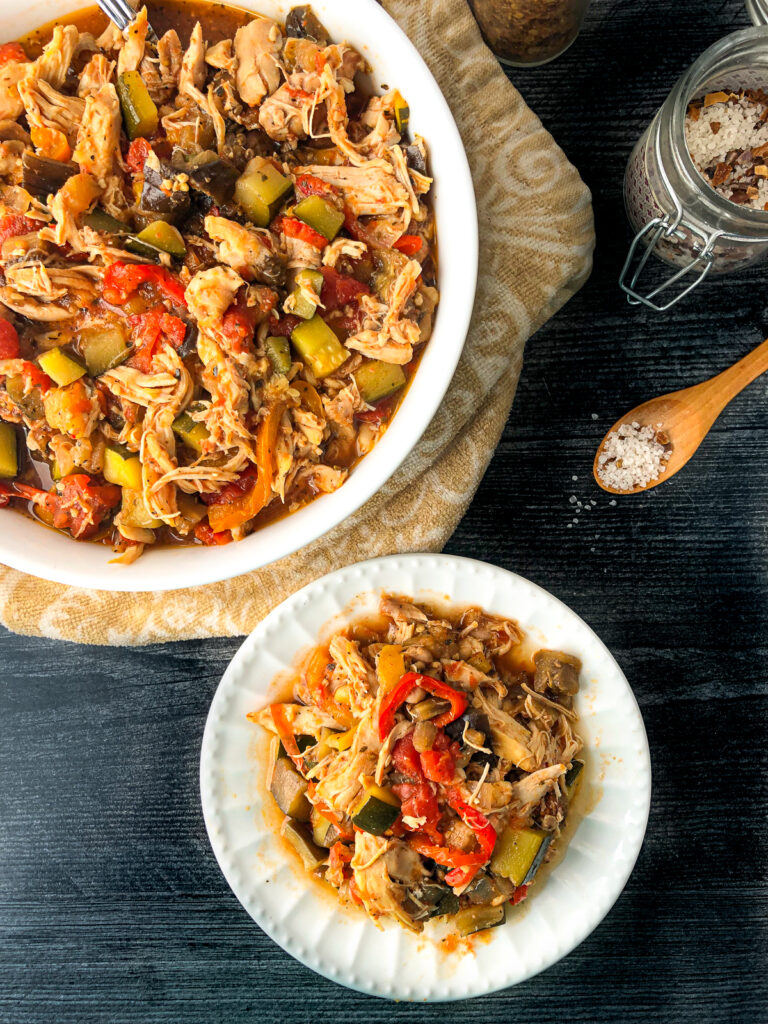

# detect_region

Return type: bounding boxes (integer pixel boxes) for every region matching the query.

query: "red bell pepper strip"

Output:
[270,703,305,773]
[393,234,423,256]
[408,790,496,888]
[102,262,187,308]
[378,671,467,741]
[280,216,328,250]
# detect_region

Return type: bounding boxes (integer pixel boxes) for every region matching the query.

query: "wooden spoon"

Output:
[594,336,768,494]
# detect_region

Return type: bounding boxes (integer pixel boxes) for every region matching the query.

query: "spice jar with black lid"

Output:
[621,28,768,311]
[468,0,591,68]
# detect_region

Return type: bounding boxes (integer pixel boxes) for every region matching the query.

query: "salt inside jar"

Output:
[622,28,768,310]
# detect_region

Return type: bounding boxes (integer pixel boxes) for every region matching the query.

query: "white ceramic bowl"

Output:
[200,554,652,1001]
[0,0,477,591]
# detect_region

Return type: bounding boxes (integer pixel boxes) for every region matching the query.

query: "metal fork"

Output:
[96,0,159,45]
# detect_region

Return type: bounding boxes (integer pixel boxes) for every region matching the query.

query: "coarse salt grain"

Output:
[686,93,768,210]
[597,421,672,491]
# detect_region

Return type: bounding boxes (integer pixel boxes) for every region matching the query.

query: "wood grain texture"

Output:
[1,1,766,1021]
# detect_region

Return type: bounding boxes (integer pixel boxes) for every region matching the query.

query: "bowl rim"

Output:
[0,0,478,592]
[200,553,653,1000]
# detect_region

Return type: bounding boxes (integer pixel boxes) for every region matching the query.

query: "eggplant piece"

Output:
[281,818,327,871]
[285,5,329,44]
[177,322,199,360]
[270,757,311,821]
[140,158,191,225]
[533,649,581,696]
[464,873,503,906]
[22,152,78,199]
[188,158,239,206]
[411,882,459,920]
[445,709,491,743]
[312,813,342,849]
[404,143,427,176]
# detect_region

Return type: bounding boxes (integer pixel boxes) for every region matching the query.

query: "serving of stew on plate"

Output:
[250,595,584,938]
[0,2,438,562]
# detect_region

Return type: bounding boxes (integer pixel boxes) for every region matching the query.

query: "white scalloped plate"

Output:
[200,555,651,1000]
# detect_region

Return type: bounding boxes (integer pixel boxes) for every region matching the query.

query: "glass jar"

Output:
[621,28,768,310]
[746,1,768,25]
[468,0,592,68]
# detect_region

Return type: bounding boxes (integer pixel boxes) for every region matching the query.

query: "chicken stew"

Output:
[0,2,437,561]
[250,595,584,937]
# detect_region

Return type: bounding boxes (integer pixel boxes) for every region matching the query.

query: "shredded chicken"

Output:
[234,17,282,107]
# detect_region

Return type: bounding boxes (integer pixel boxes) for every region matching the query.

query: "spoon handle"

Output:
[700,335,768,416]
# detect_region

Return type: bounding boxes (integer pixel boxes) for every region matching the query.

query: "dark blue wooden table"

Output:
[1,2,766,1021]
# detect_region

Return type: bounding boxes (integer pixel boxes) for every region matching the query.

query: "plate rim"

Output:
[200,553,652,1001]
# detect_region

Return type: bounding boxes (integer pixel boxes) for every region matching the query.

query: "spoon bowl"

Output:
[594,336,768,494]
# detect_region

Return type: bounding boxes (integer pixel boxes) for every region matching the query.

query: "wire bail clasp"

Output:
[619,212,721,312]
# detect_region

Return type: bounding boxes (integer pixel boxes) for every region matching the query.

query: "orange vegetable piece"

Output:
[30,124,71,163]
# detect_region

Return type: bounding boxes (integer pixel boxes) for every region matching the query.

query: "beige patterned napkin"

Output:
[0,0,594,645]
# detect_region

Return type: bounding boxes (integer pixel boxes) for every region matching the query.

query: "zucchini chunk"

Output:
[393,91,410,136]
[311,812,342,849]
[103,445,142,490]
[354,360,406,404]
[0,423,17,478]
[117,71,158,139]
[82,208,128,235]
[286,268,324,320]
[490,826,549,887]
[135,221,186,258]
[351,783,400,836]
[37,347,86,387]
[5,375,44,420]
[235,158,293,227]
[291,315,348,379]
[454,904,505,937]
[270,757,311,821]
[172,409,209,454]
[119,488,161,529]
[293,195,344,242]
[79,325,129,377]
[564,759,584,799]
[281,818,327,871]
[265,336,291,376]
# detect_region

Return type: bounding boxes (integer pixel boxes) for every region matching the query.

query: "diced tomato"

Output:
[194,522,233,545]
[327,841,353,888]
[0,42,27,66]
[319,266,370,313]
[0,214,38,245]
[391,733,423,781]
[0,319,20,359]
[419,732,458,784]
[281,216,327,250]
[220,295,275,355]
[284,85,312,101]
[356,396,395,425]
[392,780,443,842]
[15,361,53,393]
[267,313,302,338]
[127,308,187,373]
[393,234,423,257]
[201,463,257,508]
[512,884,528,905]
[49,474,120,540]
[126,138,152,175]
[294,173,342,202]
[102,262,187,308]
